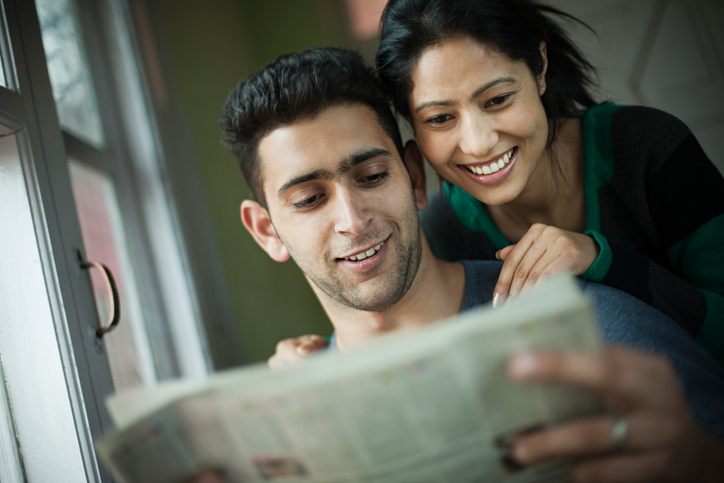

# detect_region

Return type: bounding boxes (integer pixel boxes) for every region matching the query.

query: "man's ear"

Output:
[537,41,548,96]
[240,200,290,262]
[403,140,428,211]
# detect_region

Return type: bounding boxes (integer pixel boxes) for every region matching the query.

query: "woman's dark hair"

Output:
[376,0,598,147]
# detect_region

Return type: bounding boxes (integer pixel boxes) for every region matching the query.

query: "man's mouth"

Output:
[462,147,516,175]
[341,240,385,261]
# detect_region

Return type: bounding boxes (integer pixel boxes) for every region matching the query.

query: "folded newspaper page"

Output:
[97,274,606,483]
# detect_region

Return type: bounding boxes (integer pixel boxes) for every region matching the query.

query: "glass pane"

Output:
[0,46,6,88]
[36,0,105,147]
[68,159,156,391]
[0,1,17,90]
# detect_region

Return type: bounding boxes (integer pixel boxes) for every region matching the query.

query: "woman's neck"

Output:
[489,117,585,242]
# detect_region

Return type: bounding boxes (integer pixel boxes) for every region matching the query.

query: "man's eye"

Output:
[360,171,389,186]
[292,194,323,209]
[486,94,511,107]
[426,114,453,125]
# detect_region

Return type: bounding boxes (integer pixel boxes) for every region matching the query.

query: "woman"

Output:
[375,0,724,366]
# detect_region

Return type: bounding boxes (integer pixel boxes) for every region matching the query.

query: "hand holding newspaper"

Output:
[97,274,607,483]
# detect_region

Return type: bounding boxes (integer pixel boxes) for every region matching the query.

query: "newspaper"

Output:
[96,274,606,483]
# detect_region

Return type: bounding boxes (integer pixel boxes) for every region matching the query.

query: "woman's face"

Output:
[408,36,550,206]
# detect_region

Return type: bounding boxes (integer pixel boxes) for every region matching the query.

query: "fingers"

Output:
[511,414,680,466]
[493,224,563,305]
[508,347,685,411]
[507,347,717,481]
[182,470,225,483]
[571,453,670,483]
[493,225,601,307]
[268,335,329,369]
[297,334,330,353]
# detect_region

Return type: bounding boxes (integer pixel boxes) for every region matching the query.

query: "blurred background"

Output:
[155,0,724,363]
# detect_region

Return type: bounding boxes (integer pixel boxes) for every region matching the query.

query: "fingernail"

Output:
[493,292,501,308]
[495,251,501,260]
[512,443,527,465]
[512,351,537,377]
[298,344,311,354]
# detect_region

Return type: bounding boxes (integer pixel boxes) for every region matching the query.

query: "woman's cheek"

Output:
[419,131,454,171]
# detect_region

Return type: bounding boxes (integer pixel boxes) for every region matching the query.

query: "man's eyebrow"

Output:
[337,148,392,174]
[414,76,516,113]
[277,169,334,197]
[275,148,391,197]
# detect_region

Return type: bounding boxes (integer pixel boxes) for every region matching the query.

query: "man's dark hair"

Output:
[376,0,598,148]
[221,47,404,209]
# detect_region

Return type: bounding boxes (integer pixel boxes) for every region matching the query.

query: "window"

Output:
[0,0,238,480]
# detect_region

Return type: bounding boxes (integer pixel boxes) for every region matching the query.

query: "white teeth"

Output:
[465,148,514,177]
[344,241,384,261]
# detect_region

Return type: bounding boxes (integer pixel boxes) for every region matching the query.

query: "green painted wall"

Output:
[156,0,359,363]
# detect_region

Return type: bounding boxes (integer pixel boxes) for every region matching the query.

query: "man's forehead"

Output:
[257,104,396,195]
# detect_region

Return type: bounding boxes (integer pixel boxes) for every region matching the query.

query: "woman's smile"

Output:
[458,146,517,185]
[409,36,551,207]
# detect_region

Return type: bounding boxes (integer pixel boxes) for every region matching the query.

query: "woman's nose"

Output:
[458,112,497,159]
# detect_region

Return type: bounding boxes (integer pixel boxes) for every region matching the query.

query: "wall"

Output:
[156,0,356,363]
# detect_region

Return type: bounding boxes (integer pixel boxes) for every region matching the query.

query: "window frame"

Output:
[0,0,243,480]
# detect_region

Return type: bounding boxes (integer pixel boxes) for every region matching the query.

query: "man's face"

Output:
[256,103,423,312]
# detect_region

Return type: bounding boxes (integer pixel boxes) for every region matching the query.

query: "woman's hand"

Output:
[493,223,598,307]
[268,334,329,369]
[507,347,724,482]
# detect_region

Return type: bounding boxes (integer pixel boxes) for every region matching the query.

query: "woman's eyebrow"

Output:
[414,76,516,113]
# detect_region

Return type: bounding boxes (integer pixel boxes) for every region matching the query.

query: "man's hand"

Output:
[268,334,329,369]
[507,347,724,482]
[493,224,598,307]
[182,470,225,483]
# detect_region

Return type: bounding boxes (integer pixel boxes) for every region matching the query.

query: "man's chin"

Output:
[330,283,410,312]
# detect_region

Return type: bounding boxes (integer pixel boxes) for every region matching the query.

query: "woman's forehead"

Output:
[410,37,529,103]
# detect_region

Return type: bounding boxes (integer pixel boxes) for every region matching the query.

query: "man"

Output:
[221,47,724,481]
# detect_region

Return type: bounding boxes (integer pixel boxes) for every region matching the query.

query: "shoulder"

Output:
[612,105,691,136]
[459,260,502,311]
[610,106,694,164]
[420,188,498,262]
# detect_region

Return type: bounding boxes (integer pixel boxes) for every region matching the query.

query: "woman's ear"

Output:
[240,200,290,262]
[538,41,548,96]
[403,140,428,211]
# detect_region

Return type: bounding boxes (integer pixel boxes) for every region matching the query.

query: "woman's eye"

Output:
[292,194,323,209]
[486,94,511,107]
[426,114,452,125]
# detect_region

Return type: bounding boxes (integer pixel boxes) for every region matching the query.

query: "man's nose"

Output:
[333,189,372,235]
[458,111,498,159]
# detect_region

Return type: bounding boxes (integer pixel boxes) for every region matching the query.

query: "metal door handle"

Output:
[80,260,121,338]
